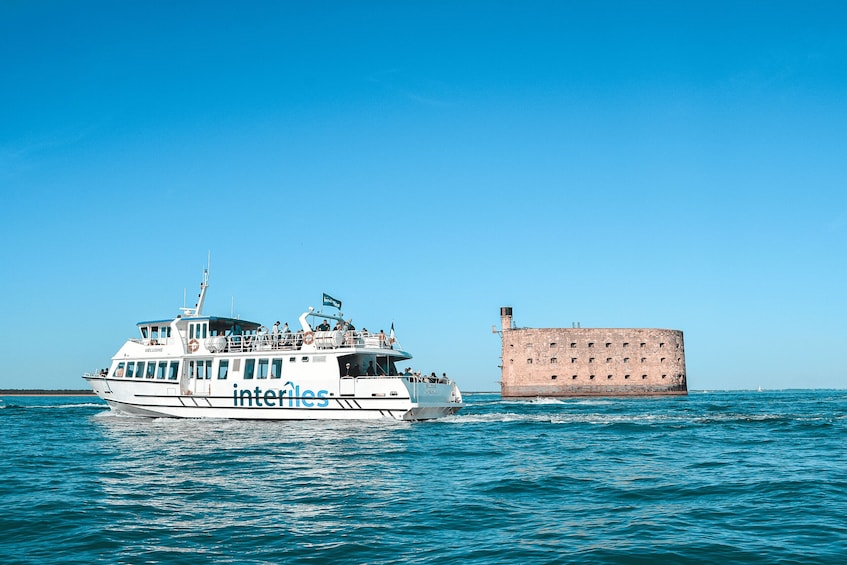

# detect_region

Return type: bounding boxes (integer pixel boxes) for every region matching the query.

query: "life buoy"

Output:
[188,338,199,352]
[303,331,314,345]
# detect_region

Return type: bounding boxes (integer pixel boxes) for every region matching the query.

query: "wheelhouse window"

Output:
[115,362,125,378]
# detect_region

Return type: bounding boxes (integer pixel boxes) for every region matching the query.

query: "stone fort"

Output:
[498,307,687,397]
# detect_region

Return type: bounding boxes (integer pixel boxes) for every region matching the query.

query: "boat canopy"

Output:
[138,316,263,334]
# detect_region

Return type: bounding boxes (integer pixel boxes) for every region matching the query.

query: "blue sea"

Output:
[1,390,845,564]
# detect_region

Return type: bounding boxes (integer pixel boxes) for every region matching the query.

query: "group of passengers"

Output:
[401,368,450,384]
[224,317,393,351]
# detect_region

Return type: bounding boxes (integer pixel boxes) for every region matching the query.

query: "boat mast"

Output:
[180,256,210,317]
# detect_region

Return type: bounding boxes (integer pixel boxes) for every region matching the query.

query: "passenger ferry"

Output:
[83,271,463,420]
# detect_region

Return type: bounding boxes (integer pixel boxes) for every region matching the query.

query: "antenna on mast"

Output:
[180,258,211,317]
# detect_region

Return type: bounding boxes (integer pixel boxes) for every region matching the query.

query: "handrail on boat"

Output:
[203,330,398,354]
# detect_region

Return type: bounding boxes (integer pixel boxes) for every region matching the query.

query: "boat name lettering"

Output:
[232,382,330,408]
[145,347,164,352]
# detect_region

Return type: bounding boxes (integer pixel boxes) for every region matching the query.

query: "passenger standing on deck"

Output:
[272,321,281,346]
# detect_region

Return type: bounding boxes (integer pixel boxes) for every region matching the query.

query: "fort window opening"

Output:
[605,342,611,348]
[589,375,595,380]
[550,357,557,364]
[642,374,647,379]
[640,343,646,348]
[625,374,631,380]
[641,357,646,363]
[551,375,557,380]
[527,359,532,364]
[624,357,630,363]
[589,357,595,363]
[571,358,577,363]
[623,342,629,348]
[570,342,577,348]
[550,342,556,348]
[588,342,594,348]
[607,374,613,379]
[659,343,665,348]
[606,357,612,363]
[572,375,577,380]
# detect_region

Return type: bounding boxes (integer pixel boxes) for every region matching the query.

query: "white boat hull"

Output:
[85,376,462,421]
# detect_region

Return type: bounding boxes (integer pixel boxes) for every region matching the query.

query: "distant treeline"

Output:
[0,389,95,396]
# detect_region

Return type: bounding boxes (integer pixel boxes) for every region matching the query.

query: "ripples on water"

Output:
[1,391,845,564]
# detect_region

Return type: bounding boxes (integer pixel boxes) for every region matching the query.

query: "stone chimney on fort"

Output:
[500,306,513,331]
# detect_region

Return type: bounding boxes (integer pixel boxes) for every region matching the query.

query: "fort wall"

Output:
[499,307,687,398]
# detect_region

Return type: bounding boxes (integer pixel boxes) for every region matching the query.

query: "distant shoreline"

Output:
[0,390,96,396]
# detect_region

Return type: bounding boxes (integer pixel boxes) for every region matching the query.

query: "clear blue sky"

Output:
[2,1,845,391]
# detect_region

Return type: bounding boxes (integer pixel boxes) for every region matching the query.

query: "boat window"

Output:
[271,359,282,379]
[151,327,159,341]
[146,362,156,379]
[135,362,145,378]
[157,361,167,380]
[257,358,269,379]
[289,357,296,363]
[244,359,255,379]
[168,361,179,380]
[202,324,207,339]
[115,362,125,378]
[217,359,229,380]
[140,327,149,339]
[126,362,135,379]
[301,357,309,363]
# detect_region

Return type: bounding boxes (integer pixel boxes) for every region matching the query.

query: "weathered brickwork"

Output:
[499,307,687,398]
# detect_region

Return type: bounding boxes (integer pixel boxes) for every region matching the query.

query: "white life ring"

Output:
[189,338,199,352]
[303,332,314,345]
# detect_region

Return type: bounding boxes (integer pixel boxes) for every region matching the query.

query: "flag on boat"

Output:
[389,322,395,345]
[322,293,342,309]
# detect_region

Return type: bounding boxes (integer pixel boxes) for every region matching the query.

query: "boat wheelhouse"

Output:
[84,271,463,420]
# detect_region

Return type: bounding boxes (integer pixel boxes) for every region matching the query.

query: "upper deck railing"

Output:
[203,330,398,354]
